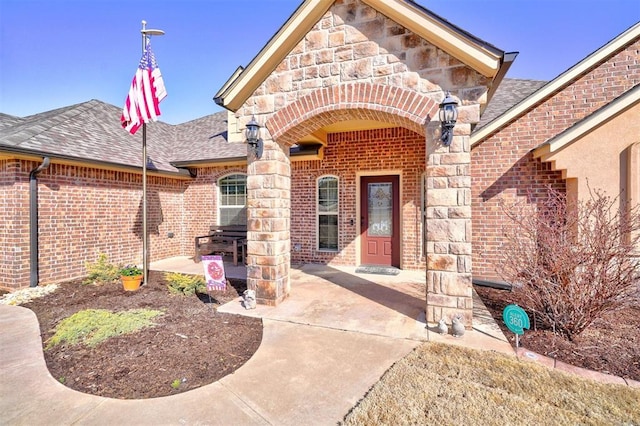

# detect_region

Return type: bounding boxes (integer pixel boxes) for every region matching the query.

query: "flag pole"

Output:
[142,127,148,285]
[139,20,165,286]
[141,21,148,286]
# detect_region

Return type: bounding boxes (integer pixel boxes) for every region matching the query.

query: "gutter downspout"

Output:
[29,157,50,287]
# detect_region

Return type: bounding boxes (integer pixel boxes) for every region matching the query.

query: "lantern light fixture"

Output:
[245,115,263,159]
[439,91,458,146]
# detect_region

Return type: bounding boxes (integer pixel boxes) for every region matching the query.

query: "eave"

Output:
[171,144,325,169]
[369,0,503,77]
[533,84,640,161]
[171,157,248,168]
[215,0,334,112]
[0,147,193,180]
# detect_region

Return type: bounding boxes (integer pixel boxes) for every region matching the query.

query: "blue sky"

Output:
[1,0,638,124]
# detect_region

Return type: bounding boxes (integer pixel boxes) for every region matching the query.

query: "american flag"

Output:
[121,40,167,135]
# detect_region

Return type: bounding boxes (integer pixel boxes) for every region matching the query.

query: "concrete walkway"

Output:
[0,261,513,425]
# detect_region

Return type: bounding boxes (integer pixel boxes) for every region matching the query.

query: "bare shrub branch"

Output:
[497,186,640,340]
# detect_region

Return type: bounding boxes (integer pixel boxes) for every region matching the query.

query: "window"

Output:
[317,176,338,251]
[218,174,247,226]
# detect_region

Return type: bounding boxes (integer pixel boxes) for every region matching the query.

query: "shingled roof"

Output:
[476,78,547,129]
[1,78,546,174]
[171,113,245,163]
[0,100,238,174]
[0,113,24,130]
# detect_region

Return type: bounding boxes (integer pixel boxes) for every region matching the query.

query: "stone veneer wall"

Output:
[231,0,489,324]
[423,111,475,326]
[471,38,640,281]
[235,0,489,128]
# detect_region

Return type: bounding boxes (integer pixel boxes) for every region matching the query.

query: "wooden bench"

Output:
[194,225,247,266]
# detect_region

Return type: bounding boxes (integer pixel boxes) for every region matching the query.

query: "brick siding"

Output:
[290,127,426,269]
[0,159,29,288]
[472,38,640,281]
[0,160,188,290]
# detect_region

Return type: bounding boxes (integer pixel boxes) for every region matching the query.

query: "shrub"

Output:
[498,186,640,340]
[165,272,206,296]
[84,253,120,285]
[46,308,164,349]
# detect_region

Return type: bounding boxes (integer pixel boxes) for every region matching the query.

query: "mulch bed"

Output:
[22,271,262,399]
[475,285,640,382]
[18,272,638,400]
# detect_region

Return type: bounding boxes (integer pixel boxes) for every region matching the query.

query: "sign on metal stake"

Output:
[502,304,530,348]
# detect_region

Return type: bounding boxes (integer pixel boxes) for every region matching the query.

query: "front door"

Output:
[360,175,400,267]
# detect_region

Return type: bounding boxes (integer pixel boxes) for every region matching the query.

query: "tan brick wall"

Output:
[472,38,640,281]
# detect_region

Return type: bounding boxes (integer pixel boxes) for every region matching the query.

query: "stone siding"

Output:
[232,0,488,137]
[234,0,487,324]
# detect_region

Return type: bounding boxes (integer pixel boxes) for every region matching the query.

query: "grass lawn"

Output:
[343,342,640,425]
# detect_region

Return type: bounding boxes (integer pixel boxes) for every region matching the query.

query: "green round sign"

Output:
[502,304,530,335]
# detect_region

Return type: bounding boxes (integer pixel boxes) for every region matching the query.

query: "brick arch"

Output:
[266,83,439,146]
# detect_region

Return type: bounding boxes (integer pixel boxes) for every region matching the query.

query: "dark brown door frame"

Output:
[360,175,401,267]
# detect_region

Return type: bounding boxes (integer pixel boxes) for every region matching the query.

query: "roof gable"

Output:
[533,84,640,161]
[171,112,246,164]
[472,22,640,146]
[215,0,508,112]
[0,113,24,130]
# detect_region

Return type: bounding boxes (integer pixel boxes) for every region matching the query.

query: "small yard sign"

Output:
[202,255,226,291]
[502,304,530,348]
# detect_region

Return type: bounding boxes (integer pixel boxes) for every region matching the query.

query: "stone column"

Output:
[425,106,474,327]
[246,135,291,306]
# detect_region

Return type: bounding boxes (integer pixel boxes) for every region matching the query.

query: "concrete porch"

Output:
[150,256,512,353]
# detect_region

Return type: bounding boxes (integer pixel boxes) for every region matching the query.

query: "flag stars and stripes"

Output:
[121,40,167,135]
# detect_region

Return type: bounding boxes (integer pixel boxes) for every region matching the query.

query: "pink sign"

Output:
[202,255,226,291]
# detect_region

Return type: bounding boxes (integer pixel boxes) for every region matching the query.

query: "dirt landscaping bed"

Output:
[475,285,640,382]
[22,271,263,399]
[16,272,638,401]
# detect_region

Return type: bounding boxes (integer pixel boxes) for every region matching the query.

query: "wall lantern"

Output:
[245,115,264,159]
[439,92,458,146]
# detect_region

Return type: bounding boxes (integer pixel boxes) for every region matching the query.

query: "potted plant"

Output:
[119,264,143,291]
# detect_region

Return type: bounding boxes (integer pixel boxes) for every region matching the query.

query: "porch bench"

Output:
[194,225,247,266]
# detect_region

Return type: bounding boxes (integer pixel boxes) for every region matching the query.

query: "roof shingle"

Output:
[0,100,234,173]
[476,78,547,130]
[1,78,548,172]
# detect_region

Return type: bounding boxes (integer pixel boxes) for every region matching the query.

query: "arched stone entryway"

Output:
[247,83,473,326]
[267,82,439,143]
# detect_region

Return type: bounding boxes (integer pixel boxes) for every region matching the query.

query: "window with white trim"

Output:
[317,175,339,251]
[218,174,247,226]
